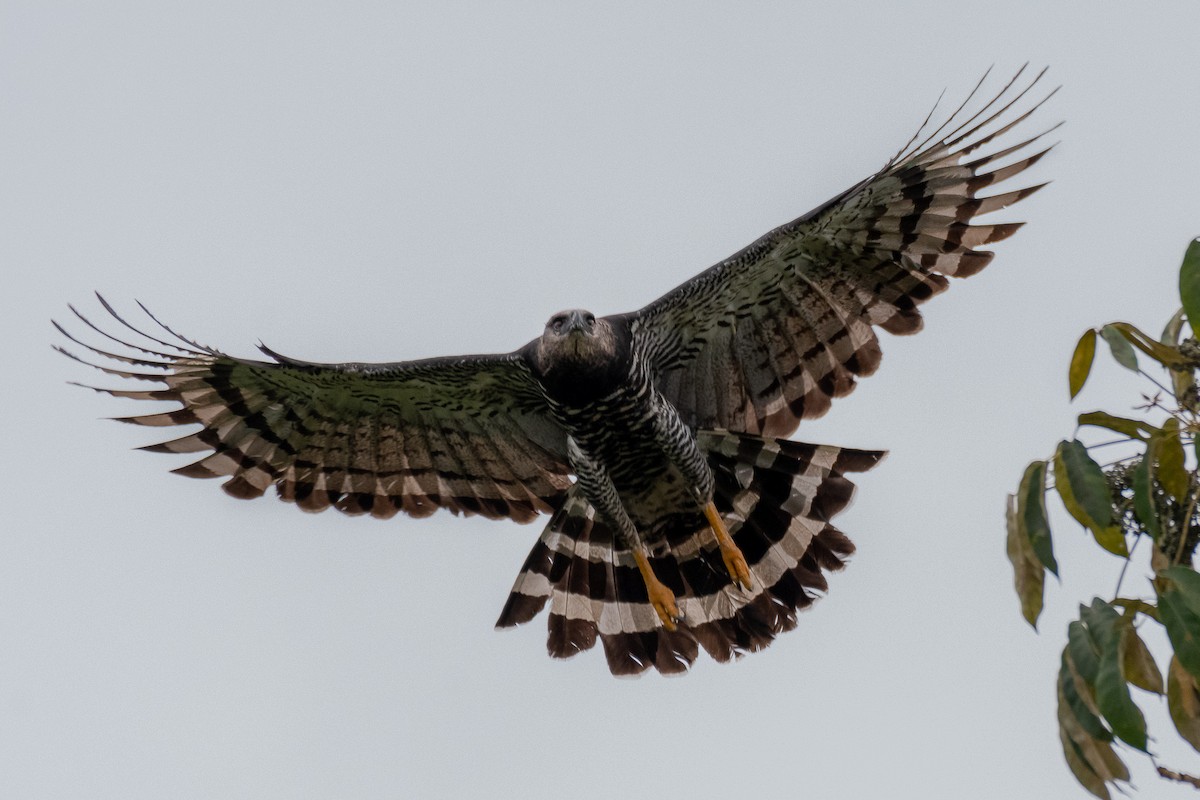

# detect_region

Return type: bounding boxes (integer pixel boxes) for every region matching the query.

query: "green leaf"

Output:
[1158,588,1200,681]
[1160,307,1198,403]
[1168,655,1200,752]
[1163,566,1200,609]
[1081,599,1148,751]
[1061,649,1112,741]
[1132,456,1162,542]
[1070,329,1097,399]
[1058,722,1113,800]
[1157,419,1190,504]
[1120,621,1163,695]
[1017,460,1057,575]
[1077,411,1151,441]
[1054,440,1127,556]
[1100,324,1139,371]
[1005,495,1044,627]
[1180,238,1200,338]
[1164,307,1188,345]
[1108,321,1189,367]
[1058,637,1131,799]
[1069,618,1102,685]
[1173,365,1196,409]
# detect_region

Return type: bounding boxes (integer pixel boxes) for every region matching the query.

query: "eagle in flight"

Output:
[58,68,1055,675]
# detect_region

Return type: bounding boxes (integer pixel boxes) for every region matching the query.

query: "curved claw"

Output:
[705,501,753,590]
[647,581,681,631]
[633,550,683,631]
[722,544,753,591]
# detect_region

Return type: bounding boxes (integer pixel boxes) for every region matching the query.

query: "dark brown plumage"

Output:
[57,67,1056,675]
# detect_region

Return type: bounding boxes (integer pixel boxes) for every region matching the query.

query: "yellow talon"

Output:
[704,501,752,589]
[633,550,681,631]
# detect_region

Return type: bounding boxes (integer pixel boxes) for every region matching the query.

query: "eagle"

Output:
[57,68,1055,676]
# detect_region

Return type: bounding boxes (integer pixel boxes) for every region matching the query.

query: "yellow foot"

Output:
[633,550,682,631]
[704,501,753,590]
[721,543,752,590]
[647,581,681,632]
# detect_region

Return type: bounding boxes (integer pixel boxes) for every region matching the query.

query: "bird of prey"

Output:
[57,68,1055,676]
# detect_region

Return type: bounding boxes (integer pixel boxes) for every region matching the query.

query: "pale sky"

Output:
[4,3,1200,799]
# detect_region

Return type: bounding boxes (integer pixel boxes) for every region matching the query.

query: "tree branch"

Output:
[1110,597,1161,622]
[1157,763,1200,789]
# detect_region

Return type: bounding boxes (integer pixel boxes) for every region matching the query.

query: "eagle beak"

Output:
[565,310,590,335]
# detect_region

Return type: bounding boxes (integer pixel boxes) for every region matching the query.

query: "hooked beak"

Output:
[564,309,590,335]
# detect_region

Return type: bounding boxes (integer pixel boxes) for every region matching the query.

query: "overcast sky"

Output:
[4,3,1200,799]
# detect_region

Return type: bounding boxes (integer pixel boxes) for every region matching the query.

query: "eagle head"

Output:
[530,309,630,405]
[539,309,609,360]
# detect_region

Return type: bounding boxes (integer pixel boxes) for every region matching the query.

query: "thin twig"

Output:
[1138,368,1175,398]
[1087,438,1142,451]
[1156,762,1200,789]
[1174,480,1200,565]
[1114,535,1143,597]
[1098,453,1145,471]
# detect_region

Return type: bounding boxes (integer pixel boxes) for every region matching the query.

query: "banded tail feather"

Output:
[496,431,884,675]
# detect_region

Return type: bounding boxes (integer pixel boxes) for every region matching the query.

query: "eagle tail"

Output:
[495,432,884,676]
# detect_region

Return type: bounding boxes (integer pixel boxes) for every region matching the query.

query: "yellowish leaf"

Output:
[1005,495,1044,628]
[1070,329,1097,399]
[1120,621,1163,695]
[1158,419,1190,504]
[1058,673,1129,798]
[1168,655,1200,752]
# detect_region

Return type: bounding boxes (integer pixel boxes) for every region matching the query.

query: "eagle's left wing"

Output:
[56,299,571,522]
[624,67,1057,437]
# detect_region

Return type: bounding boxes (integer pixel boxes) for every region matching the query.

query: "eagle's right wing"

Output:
[625,67,1057,438]
[56,299,571,522]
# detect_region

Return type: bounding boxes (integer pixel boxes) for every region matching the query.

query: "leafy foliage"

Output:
[1006,239,1200,797]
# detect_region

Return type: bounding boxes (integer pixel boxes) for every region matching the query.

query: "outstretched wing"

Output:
[626,66,1057,437]
[56,299,571,522]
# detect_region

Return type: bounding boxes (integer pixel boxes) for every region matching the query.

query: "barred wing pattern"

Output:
[56,68,1054,677]
[56,302,572,522]
[631,66,1057,437]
